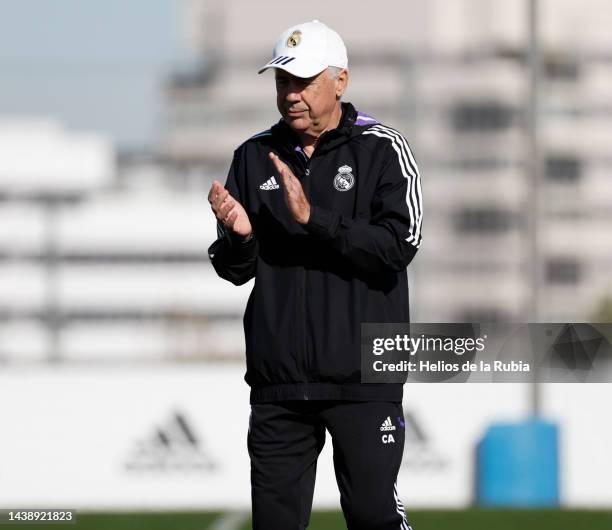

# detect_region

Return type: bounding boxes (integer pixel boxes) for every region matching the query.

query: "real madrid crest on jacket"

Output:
[334,164,354,191]
[208,102,423,404]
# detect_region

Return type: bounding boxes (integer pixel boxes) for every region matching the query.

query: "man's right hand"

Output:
[208,181,253,240]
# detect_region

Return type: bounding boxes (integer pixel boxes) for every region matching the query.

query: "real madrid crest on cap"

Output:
[333,165,355,191]
[286,30,302,48]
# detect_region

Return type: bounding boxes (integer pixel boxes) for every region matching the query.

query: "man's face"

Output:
[275,68,347,137]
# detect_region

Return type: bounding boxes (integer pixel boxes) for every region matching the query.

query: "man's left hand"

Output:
[269,152,311,225]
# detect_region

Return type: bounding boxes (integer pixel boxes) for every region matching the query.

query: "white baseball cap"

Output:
[258,20,348,78]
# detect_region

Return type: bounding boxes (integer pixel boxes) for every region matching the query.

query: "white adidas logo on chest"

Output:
[259,176,280,190]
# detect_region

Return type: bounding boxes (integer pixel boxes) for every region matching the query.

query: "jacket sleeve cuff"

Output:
[304,205,341,240]
[226,231,258,258]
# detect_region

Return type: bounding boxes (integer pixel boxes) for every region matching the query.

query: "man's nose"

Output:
[285,85,302,101]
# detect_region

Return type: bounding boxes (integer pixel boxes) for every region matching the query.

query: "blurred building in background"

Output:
[1,0,612,364]
[0,118,246,363]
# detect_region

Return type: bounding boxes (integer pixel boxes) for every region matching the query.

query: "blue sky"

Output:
[0,0,194,150]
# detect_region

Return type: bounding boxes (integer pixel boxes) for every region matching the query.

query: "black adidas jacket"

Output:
[208,102,423,403]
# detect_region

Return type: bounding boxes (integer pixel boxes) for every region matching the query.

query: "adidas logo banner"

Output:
[260,176,280,190]
[124,411,217,473]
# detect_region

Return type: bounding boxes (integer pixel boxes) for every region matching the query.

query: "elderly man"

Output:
[208,20,421,530]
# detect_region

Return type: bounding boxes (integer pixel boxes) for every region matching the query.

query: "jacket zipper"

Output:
[303,164,312,387]
[294,145,325,395]
[294,151,312,396]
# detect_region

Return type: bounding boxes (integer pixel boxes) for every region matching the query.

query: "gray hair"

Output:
[326,66,344,80]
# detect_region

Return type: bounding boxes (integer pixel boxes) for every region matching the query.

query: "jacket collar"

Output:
[271,102,364,157]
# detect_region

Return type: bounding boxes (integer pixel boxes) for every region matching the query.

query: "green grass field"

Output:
[10,510,612,530]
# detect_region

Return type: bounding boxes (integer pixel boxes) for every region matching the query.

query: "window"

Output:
[546,156,581,183]
[453,158,514,172]
[451,101,514,131]
[546,258,581,285]
[454,208,514,234]
[545,56,580,81]
[456,307,510,323]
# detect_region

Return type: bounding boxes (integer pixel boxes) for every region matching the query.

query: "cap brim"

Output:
[257,57,328,78]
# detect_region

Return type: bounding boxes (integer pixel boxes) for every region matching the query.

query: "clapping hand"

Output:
[208,181,253,240]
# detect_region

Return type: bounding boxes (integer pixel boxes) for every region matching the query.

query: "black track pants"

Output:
[248,400,413,530]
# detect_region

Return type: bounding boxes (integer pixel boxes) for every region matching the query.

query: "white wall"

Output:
[1,364,609,510]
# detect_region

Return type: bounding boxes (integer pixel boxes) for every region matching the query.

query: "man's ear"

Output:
[335,69,349,99]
